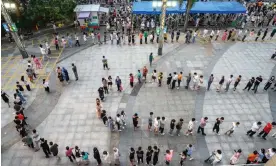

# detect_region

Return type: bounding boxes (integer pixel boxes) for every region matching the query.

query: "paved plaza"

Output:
[1,33,276,166]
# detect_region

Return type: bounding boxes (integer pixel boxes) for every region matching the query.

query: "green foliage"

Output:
[23,0,76,23]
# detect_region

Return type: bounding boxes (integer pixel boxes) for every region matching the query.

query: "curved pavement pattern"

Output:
[1,38,183,166]
[202,42,276,164]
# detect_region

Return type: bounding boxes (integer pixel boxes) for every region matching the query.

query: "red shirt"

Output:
[18,114,24,120]
[66,148,73,156]
[263,123,272,133]
[130,75,134,82]
[143,68,148,75]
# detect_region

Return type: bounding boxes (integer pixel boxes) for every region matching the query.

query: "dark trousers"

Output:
[138,77,141,83]
[242,35,246,42]
[103,63,109,69]
[176,36,179,42]
[117,84,121,91]
[207,81,212,90]
[186,80,191,89]
[178,80,181,87]
[262,35,267,40]
[243,83,252,91]
[258,130,268,138]
[171,80,176,89]
[159,127,164,133]
[96,157,102,164]
[146,157,151,164]
[137,156,143,164]
[42,147,51,157]
[104,87,108,94]
[145,37,147,44]
[252,83,259,93]
[213,123,220,134]
[247,130,256,137]
[28,143,34,148]
[264,83,272,90]
[156,37,159,43]
[55,44,59,50]
[140,38,142,44]
[255,36,259,41]
[68,154,76,162]
[153,157,158,165]
[215,35,219,41]
[197,126,205,135]
[75,40,80,46]
[116,122,121,130]
[103,117,107,125]
[130,82,134,87]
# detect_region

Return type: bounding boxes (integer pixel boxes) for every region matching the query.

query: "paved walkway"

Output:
[1,31,276,166]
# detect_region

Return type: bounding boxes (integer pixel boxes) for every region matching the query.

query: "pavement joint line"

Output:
[2,59,22,89]
[1,56,13,69]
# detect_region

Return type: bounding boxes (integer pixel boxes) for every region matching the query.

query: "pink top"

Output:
[66,148,73,156]
[165,150,173,161]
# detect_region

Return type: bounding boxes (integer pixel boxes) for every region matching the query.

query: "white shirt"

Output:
[40,47,46,55]
[188,120,195,130]
[193,32,197,37]
[227,77,233,84]
[251,122,261,132]
[210,30,215,36]
[193,75,199,83]
[213,152,222,162]
[203,29,208,35]
[216,30,220,35]
[231,122,238,131]
[154,118,160,128]
[173,74,178,80]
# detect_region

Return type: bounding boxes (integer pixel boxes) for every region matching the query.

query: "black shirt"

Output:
[132,115,139,125]
[129,151,135,159]
[137,150,144,158]
[255,77,263,85]
[170,122,175,129]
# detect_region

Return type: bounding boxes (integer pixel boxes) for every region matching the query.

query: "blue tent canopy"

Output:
[132,1,246,14]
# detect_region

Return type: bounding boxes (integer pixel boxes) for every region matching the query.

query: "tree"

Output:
[183,0,195,32]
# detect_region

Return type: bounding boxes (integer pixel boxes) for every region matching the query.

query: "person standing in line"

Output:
[167,73,172,88]
[129,147,135,165]
[42,79,49,93]
[1,90,10,107]
[75,34,80,47]
[230,149,242,165]
[139,32,143,44]
[192,72,199,90]
[148,112,154,131]
[213,117,224,135]
[93,147,102,165]
[66,146,76,162]
[132,33,135,44]
[103,151,111,164]
[45,41,51,54]
[40,138,51,158]
[16,89,26,103]
[243,77,255,91]
[146,146,153,165]
[209,29,215,41]
[158,72,163,87]
[263,76,275,91]
[154,117,160,136]
[101,110,108,126]
[151,70,157,83]
[115,76,122,92]
[246,151,259,164]
[32,129,40,151]
[116,114,123,132]
[171,30,175,43]
[104,32,107,44]
[225,75,233,92]
[108,116,115,131]
[159,117,166,135]
[137,70,142,84]
[54,38,59,50]
[108,76,112,89]
[257,122,276,140]
[192,30,197,43]
[252,75,262,93]
[102,78,108,94]
[75,146,82,164]
[149,53,153,67]
[144,30,148,44]
[269,28,276,40]
[168,119,176,136]
[179,150,187,166]
[207,74,214,91]
[177,72,183,89]
[129,73,134,88]
[136,147,144,164]
[165,149,173,165]
[113,147,120,165]
[110,32,113,44]
[185,73,191,89]
[217,76,225,92]
[22,134,34,149]
[142,66,148,81]
[242,29,249,42]
[61,36,66,48]
[247,121,262,137]
[227,29,233,41]
[83,32,87,44]
[233,75,242,91]
[71,63,78,81]
[197,117,208,136]
[186,144,194,160]
[176,30,180,42]
[16,81,24,92]
[221,30,228,42]
[21,76,31,91]
[152,146,160,166]
[102,56,110,70]
[225,122,240,137]
[132,113,139,130]
[215,29,220,41]
[40,44,50,61]
[262,28,268,41]
[171,72,178,89]
[97,32,101,45]
[175,118,184,136]
[186,118,196,136]
[149,32,153,43]
[255,29,262,41]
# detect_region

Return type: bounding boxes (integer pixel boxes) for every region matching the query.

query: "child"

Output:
[148,112,153,131]
[186,118,196,136]
[165,149,173,165]
[42,79,50,92]
[159,117,166,135]
[108,116,115,131]
[136,147,144,164]
[120,110,126,126]
[101,110,108,126]
[186,144,194,160]
[179,150,187,166]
